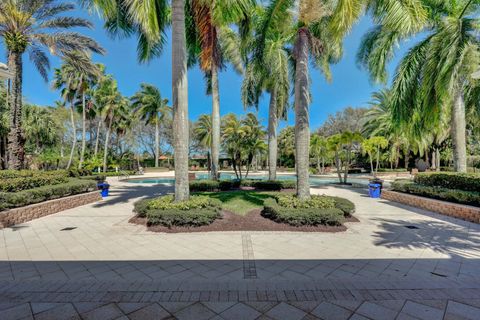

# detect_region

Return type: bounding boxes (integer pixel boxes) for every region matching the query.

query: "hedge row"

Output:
[134,195,222,227]
[189,179,296,192]
[0,171,69,192]
[262,198,345,226]
[414,172,480,191]
[391,180,480,207]
[92,171,136,177]
[0,179,98,211]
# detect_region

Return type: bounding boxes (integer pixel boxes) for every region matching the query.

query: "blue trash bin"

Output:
[99,183,110,197]
[368,183,381,198]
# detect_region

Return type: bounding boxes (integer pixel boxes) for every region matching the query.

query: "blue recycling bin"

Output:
[368,183,381,198]
[98,183,110,197]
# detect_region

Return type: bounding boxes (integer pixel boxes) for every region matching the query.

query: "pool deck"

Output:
[0,172,479,319]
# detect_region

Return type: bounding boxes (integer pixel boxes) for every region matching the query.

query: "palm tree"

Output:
[193,114,213,171]
[357,0,480,172]
[187,0,251,181]
[310,134,328,174]
[242,5,292,181]
[131,84,171,168]
[85,0,189,200]
[0,0,104,169]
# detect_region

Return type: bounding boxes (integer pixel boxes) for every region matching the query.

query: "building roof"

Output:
[0,62,13,79]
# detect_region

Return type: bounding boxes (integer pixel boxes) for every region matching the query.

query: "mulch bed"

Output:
[129,209,359,233]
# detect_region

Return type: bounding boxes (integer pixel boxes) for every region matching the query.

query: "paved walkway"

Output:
[1,174,480,319]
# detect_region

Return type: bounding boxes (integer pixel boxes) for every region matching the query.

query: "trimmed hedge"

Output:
[414,172,480,192]
[92,171,136,177]
[275,194,336,209]
[133,195,222,227]
[391,179,480,207]
[0,171,69,192]
[262,198,344,226]
[0,179,98,211]
[331,197,356,216]
[189,179,296,192]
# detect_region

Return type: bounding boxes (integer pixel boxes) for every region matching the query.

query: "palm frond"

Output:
[28,45,50,81]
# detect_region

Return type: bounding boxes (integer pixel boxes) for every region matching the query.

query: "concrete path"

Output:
[1,175,479,319]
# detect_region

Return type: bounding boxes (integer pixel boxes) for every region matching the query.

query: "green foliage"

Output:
[262,198,345,226]
[0,171,69,192]
[0,179,97,211]
[194,191,275,215]
[274,194,336,209]
[391,180,480,207]
[67,168,93,177]
[414,172,480,192]
[91,171,136,177]
[189,179,295,192]
[133,195,222,227]
[330,196,356,216]
[189,180,222,192]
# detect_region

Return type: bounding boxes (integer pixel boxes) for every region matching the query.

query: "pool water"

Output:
[126,173,371,187]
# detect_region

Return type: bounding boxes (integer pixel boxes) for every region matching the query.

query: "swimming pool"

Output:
[126,173,372,187]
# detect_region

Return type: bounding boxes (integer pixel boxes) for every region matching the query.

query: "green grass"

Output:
[193,191,277,215]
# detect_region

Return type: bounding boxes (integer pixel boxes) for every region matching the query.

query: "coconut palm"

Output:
[85,0,189,200]
[0,0,104,169]
[131,84,171,168]
[357,0,480,172]
[242,5,292,181]
[187,0,252,181]
[193,114,213,171]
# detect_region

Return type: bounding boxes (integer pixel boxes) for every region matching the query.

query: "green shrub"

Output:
[133,195,222,227]
[0,179,97,211]
[243,180,296,191]
[331,197,355,216]
[391,180,480,206]
[0,171,69,192]
[414,172,480,191]
[67,168,92,177]
[91,170,135,177]
[274,194,336,209]
[189,180,220,192]
[262,198,344,226]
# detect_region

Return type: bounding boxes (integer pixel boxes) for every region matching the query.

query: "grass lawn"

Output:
[193,191,277,215]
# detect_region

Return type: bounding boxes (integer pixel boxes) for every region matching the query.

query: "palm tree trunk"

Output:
[211,64,221,181]
[268,88,278,181]
[94,119,102,157]
[172,0,190,201]
[436,148,440,171]
[370,155,375,177]
[66,102,76,170]
[294,28,311,200]
[431,148,437,171]
[452,88,467,172]
[7,50,25,169]
[79,92,87,169]
[343,147,350,184]
[103,117,112,173]
[335,152,342,183]
[155,117,160,167]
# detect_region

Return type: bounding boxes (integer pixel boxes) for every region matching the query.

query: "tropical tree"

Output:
[23,105,58,155]
[85,0,190,200]
[0,0,104,169]
[131,84,171,168]
[340,131,363,183]
[357,0,480,172]
[187,0,252,181]
[242,4,292,181]
[327,134,344,183]
[193,114,213,171]
[362,136,388,177]
[310,134,329,174]
[278,126,295,168]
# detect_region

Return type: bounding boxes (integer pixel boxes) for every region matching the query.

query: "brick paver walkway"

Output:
[1,173,480,319]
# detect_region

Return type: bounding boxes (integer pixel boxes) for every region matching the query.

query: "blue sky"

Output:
[1,5,409,131]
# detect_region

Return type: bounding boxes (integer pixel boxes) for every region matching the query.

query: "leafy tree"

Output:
[193,114,213,171]
[0,0,103,169]
[362,136,388,177]
[278,126,295,168]
[131,83,171,168]
[358,0,480,172]
[310,134,329,174]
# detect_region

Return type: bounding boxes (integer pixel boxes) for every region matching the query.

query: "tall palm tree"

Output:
[131,83,171,168]
[193,114,213,171]
[310,134,328,174]
[187,0,252,181]
[357,0,480,172]
[86,0,189,200]
[0,0,104,169]
[242,5,292,181]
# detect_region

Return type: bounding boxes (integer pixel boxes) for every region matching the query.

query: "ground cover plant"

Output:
[189,179,295,192]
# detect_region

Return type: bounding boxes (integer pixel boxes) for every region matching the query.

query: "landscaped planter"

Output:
[0,191,102,228]
[381,189,480,223]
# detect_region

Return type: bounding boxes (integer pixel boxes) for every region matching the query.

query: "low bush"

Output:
[262,198,344,226]
[189,179,295,192]
[274,194,336,209]
[67,168,92,177]
[391,179,480,206]
[133,195,222,227]
[0,179,97,211]
[91,171,135,177]
[0,171,69,192]
[414,172,480,192]
[331,197,356,216]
